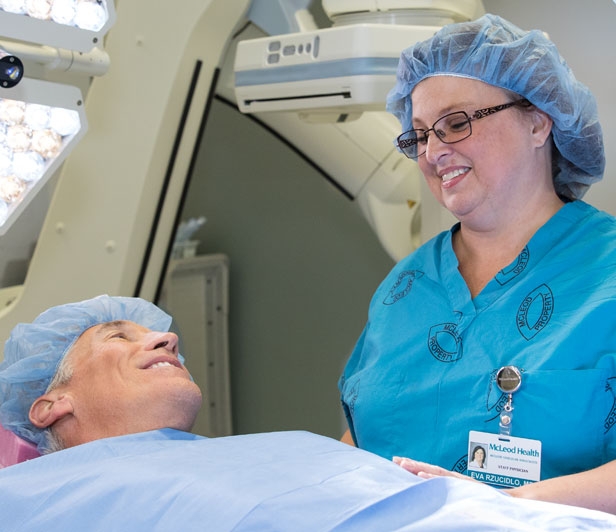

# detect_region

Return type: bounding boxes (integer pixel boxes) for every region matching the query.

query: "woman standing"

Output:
[339,14,616,484]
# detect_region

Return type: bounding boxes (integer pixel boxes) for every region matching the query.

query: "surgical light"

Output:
[0,0,116,53]
[0,77,86,234]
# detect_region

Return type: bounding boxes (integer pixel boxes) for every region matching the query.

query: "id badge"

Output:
[467,430,541,488]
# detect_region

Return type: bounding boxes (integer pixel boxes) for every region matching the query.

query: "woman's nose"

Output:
[144,331,179,355]
[424,131,452,165]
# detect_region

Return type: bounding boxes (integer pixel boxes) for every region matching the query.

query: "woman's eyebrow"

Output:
[413,101,476,127]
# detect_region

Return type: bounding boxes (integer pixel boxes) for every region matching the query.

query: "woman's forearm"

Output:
[508,461,616,515]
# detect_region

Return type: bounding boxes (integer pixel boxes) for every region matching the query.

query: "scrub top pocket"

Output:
[514,368,613,479]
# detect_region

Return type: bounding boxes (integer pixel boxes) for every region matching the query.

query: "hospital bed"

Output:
[1,424,616,531]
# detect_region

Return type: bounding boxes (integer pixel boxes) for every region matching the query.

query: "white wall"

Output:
[483,0,616,215]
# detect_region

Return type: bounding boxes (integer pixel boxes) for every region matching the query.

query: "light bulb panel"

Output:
[0,76,87,235]
[0,0,116,53]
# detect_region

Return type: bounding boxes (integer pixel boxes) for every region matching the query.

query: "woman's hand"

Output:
[394,456,616,514]
[393,456,476,482]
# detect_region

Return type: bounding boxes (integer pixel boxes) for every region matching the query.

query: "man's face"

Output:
[51,320,202,445]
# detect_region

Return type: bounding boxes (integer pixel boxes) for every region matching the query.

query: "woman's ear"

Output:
[530,107,553,148]
[29,392,74,429]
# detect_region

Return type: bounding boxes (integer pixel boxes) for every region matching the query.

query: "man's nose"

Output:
[144,331,179,355]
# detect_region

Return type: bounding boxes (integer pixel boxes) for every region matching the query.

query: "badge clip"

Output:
[496,365,522,436]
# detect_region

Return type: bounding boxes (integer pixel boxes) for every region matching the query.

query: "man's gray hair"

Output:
[41,354,75,454]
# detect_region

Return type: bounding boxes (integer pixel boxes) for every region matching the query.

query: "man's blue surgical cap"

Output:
[386,14,604,201]
[0,295,173,451]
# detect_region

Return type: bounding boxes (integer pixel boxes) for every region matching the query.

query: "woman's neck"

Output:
[453,195,565,298]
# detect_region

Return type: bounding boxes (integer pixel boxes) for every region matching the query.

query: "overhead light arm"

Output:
[0,39,110,77]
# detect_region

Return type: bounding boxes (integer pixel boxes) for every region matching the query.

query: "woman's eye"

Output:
[449,120,468,132]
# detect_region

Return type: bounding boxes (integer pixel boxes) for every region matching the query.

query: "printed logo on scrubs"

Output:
[428,322,463,363]
[486,390,510,423]
[452,455,468,475]
[603,377,616,434]
[383,270,424,305]
[516,284,554,340]
[496,246,530,285]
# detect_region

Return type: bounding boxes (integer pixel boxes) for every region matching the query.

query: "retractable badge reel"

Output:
[496,365,522,436]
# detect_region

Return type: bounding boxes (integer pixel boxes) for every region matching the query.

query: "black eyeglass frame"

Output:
[396,98,530,159]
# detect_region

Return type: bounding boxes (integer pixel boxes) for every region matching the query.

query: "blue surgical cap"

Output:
[386,14,604,201]
[0,295,173,451]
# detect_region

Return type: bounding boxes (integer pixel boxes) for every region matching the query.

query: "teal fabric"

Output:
[340,201,616,480]
[1,429,616,530]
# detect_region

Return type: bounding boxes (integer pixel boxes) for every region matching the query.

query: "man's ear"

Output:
[29,392,74,429]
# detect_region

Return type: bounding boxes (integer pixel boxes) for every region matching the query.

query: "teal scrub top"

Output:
[340,201,616,480]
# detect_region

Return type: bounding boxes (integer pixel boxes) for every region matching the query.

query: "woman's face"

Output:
[474,447,485,464]
[410,76,552,230]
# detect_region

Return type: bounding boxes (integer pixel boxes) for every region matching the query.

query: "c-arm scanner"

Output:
[0,0,477,351]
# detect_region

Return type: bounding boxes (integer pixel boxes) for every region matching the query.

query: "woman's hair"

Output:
[472,445,485,460]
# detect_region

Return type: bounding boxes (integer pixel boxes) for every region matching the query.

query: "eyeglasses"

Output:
[396,99,529,159]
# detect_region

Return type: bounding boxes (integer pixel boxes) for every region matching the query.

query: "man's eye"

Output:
[110,332,127,340]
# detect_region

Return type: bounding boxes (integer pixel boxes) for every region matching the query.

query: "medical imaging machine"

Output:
[0,0,478,323]
[0,1,481,436]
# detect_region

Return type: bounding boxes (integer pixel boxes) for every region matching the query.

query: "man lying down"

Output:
[0,296,614,531]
